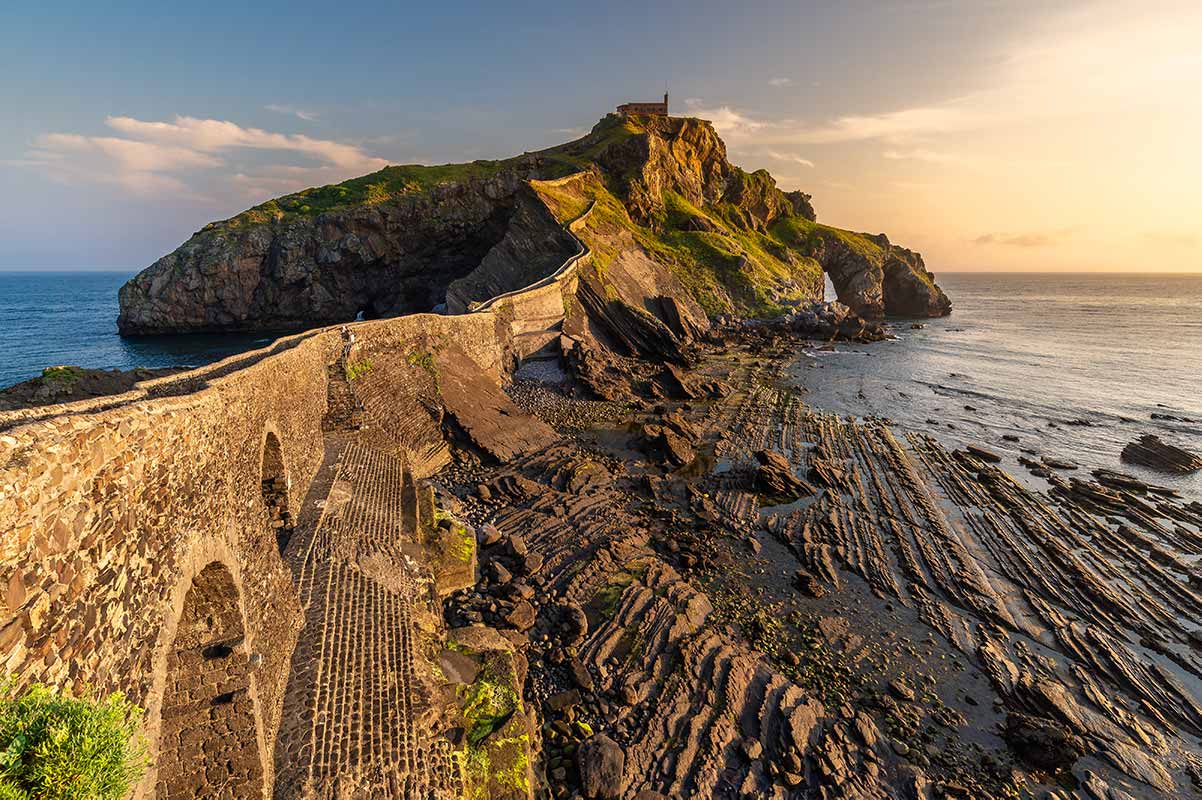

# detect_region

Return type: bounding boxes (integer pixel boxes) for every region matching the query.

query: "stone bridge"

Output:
[0,175,594,798]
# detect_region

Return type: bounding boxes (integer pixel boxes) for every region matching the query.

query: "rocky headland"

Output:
[117,114,950,336]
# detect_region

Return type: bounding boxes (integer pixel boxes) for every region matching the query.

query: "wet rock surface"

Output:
[420,318,1202,799]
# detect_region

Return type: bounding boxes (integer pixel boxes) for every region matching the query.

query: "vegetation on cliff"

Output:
[204,160,524,232]
[531,115,830,317]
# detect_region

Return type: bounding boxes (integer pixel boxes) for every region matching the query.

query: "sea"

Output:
[802,271,1202,498]
[0,270,276,388]
[1,269,1199,497]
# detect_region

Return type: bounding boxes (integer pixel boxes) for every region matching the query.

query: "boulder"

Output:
[504,600,536,631]
[1002,712,1084,772]
[966,445,1002,464]
[578,734,625,799]
[753,449,816,500]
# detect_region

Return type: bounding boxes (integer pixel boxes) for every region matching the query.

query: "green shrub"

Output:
[40,367,84,386]
[0,681,146,800]
[345,360,373,381]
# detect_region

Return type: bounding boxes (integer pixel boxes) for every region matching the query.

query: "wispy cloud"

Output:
[105,116,387,171]
[265,103,320,121]
[974,229,1077,247]
[686,99,981,149]
[682,100,766,139]
[764,150,814,168]
[882,148,970,166]
[14,115,390,197]
[787,105,980,145]
[768,77,792,87]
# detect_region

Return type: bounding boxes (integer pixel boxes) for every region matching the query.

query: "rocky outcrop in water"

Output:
[803,229,951,319]
[1121,434,1202,473]
[782,300,887,342]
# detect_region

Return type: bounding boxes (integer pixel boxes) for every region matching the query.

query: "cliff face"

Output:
[444,187,579,314]
[118,169,544,334]
[118,114,949,335]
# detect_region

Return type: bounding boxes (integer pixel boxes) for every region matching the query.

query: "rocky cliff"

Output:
[118,166,545,334]
[118,114,949,335]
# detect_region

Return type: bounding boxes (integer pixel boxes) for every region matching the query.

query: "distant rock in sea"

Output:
[1121,434,1202,474]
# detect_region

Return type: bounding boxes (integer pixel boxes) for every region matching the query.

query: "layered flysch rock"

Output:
[118,113,951,335]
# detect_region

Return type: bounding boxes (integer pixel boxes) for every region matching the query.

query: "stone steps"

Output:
[323,361,364,433]
[273,439,455,799]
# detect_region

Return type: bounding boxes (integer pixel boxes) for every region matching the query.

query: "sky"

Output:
[2,0,1200,273]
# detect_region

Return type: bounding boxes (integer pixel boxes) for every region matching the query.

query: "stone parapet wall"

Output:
[0,172,593,797]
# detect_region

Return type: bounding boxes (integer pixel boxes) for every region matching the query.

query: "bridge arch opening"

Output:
[156,561,264,798]
[260,430,291,555]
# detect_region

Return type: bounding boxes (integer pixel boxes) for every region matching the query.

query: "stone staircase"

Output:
[273,439,459,799]
[323,360,364,433]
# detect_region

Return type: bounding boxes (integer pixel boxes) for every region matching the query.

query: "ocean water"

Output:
[802,272,1202,498]
[0,271,276,388]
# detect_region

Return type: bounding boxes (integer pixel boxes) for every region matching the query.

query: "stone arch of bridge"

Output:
[154,559,267,799]
[258,424,292,556]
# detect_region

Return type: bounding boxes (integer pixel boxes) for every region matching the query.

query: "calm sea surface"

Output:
[803,271,1202,498]
[1,270,1199,496]
[0,271,275,388]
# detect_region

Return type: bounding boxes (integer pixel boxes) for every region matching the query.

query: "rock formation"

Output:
[788,227,951,319]
[118,168,546,334]
[118,114,951,335]
[1121,434,1202,473]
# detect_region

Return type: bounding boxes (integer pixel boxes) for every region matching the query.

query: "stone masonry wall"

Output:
[0,173,592,798]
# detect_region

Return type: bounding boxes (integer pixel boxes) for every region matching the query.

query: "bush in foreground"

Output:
[0,680,146,799]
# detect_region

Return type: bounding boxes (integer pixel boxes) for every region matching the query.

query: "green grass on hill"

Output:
[534,174,823,318]
[771,215,885,262]
[199,115,643,236]
[204,159,522,232]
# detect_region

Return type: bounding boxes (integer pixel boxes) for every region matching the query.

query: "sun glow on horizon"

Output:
[709,0,1202,274]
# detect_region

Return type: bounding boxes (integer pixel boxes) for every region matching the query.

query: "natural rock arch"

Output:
[259,429,291,555]
[156,561,265,799]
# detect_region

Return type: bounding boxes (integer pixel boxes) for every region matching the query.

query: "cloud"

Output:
[265,104,320,121]
[882,148,970,166]
[13,114,390,198]
[764,151,814,168]
[551,127,586,136]
[105,115,388,171]
[793,105,982,144]
[974,229,1077,247]
[38,133,224,172]
[682,100,767,141]
[686,99,981,148]
[768,77,792,87]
